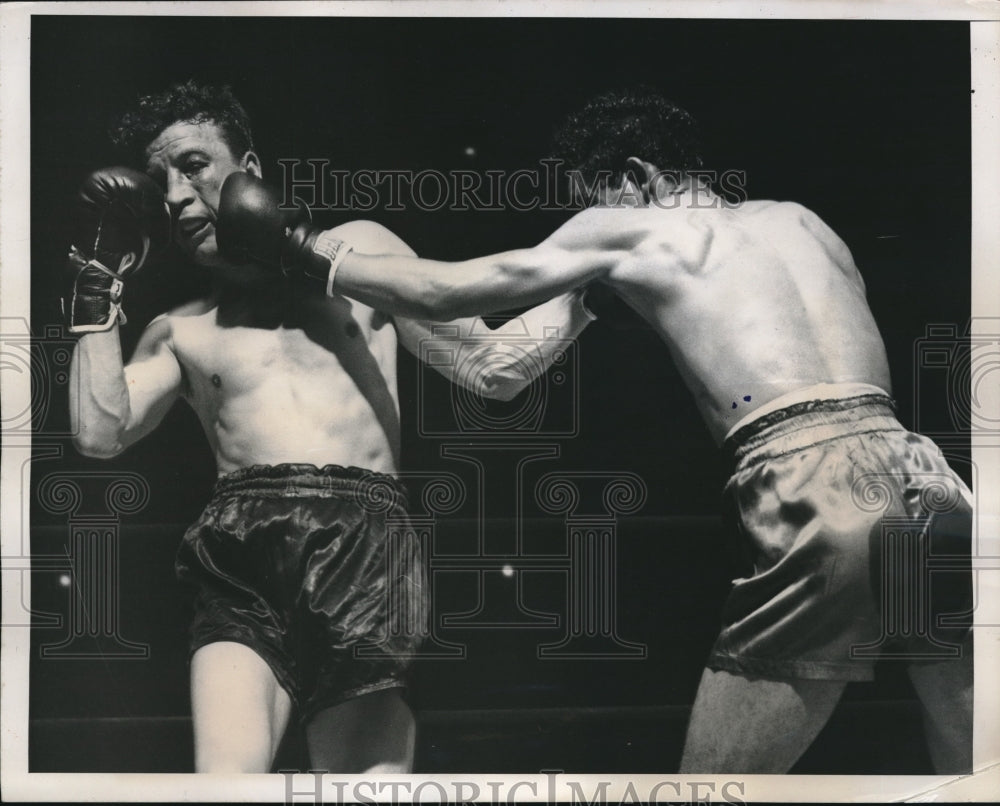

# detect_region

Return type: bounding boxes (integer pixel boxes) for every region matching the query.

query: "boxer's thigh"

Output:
[190,640,293,773]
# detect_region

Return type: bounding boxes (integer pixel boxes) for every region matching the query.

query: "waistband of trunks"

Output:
[211,463,410,510]
[724,394,903,470]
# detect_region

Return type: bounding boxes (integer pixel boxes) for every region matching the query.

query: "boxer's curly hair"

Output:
[552,88,703,186]
[110,80,254,165]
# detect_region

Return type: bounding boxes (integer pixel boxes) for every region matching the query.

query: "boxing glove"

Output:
[216,172,352,295]
[63,167,171,333]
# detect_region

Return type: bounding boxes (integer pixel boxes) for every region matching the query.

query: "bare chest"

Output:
[170,300,398,402]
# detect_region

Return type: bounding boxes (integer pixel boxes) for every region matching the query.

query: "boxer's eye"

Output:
[183,160,208,178]
[145,166,167,190]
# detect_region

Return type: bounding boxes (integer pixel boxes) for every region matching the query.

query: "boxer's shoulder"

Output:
[743,200,854,264]
[150,296,217,327]
[735,198,822,228]
[547,206,653,251]
[170,296,218,317]
[326,219,404,253]
[141,296,217,348]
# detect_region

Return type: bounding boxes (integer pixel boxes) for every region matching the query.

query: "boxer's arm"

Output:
[70,317,182,458]
[335,220,598,399]
[394,290,596,401]
[334,209,629,320]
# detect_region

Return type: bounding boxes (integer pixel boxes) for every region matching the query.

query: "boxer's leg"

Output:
[680,668,846,773]
[191,641,292,773]
[905,470,974,773]
[305,688,415,773]
[907,633,973,773]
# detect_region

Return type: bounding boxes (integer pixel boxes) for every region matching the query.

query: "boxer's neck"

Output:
[213,276,319,329]
[648,177,719,208]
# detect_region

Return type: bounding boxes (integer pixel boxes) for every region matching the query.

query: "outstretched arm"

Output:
[330,220,599,400]
[395,290,596,402]
[217,172,633,320]
[333,209,630,321]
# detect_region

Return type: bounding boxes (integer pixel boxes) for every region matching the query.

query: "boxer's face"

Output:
[144,120,259,269]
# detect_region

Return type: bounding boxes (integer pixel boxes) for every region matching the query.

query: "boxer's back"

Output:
[603,199,892,443]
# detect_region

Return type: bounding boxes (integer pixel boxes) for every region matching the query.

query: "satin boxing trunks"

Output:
[175,464,427,721]
[707,391,972,681]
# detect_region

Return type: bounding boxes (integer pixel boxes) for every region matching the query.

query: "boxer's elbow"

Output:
[468,376,528,403]
[484,376,530,402]
[73,429,125,459]
[75,444,124,460]
[71,406,129,459]
[468,358,534,402]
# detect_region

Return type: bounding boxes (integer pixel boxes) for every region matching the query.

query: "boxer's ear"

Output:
[624,156,647,190]
[625,156,659,203]
[241,151,262,179]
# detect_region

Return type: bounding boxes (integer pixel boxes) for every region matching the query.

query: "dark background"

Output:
[29,16,972,773]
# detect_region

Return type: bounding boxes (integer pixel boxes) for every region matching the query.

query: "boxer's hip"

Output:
[723,385,902,472]
[208,462,409,509]
[711,387,972,681]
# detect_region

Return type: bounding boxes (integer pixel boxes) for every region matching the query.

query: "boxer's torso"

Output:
[592,199,892,444]
[164,286,401,476]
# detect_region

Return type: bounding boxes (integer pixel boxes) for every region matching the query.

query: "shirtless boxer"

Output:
[226,89,973,774]
[64,81,596,774]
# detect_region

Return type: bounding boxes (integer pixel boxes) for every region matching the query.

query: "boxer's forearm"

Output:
[394,291,596,401]
[70,329,132,458]
[467,291,597,401]
[336,246,616,321]
[335,249,548,320]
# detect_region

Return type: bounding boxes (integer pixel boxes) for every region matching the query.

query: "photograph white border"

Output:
[2,1,998,801]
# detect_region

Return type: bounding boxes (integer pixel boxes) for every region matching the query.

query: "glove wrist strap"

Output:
[287,226,354,297]
[309,231,353,297]
[64,248,128,334]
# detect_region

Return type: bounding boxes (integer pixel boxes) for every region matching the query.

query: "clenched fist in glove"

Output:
[216,172,353,296]
[62,167,171,333]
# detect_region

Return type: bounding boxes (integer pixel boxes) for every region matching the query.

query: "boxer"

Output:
[64,80,597,774]
[245,88,974,774]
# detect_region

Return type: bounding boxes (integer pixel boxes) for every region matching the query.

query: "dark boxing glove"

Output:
[63,167,171,334]
[216,172,353,296]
